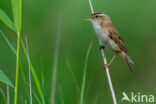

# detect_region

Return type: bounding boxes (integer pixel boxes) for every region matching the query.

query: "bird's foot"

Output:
[104,64,109,69]
[100,45,105,50]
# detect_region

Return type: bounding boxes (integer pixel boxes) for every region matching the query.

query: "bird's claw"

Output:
[104,64,109,69]
[100,45,105,50]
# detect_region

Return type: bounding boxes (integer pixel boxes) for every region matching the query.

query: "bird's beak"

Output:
[85,15,94,21]
[85,18,94,21]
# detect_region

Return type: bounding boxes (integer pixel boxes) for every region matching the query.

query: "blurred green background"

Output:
[0,0,156,104]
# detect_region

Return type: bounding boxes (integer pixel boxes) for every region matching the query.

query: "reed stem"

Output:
[88,0,117,104]
[14,32,21,104]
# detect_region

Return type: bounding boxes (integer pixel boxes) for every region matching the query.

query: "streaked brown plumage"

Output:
[86,12,133,72]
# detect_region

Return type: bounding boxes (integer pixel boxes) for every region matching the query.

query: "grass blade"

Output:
[24,99,27,104]
[0,31,43,103]
[58,86,64,104]
[51,13,62,104]
[6,85,10,104]
[0,9,16,32]
[41,70,44,92]
[66,55,80,94]
[25,37,32,104]
[0,29,16,54]
[20,63,42,104]
[0,70,14,88]
[80,41,93,104]
[84,78,92,103]
[21,39,45,104]
[0,87,6,103]
[32,90,41,104]
[11,0,22,32]
[0,31,44,103]
[94,93,100,104]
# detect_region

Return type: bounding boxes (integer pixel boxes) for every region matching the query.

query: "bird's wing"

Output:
[108,27,128,53]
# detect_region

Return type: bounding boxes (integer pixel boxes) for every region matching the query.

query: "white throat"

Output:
[91,21,109,44]
[91,21,102,36]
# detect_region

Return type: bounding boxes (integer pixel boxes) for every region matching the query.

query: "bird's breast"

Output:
[92,22,120,51]
[92,22,109,41]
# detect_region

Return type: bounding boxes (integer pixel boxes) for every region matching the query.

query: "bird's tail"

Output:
[120,51,134,73]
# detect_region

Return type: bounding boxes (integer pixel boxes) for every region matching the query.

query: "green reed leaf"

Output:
[0,9,16,32]
[0,70,14,88]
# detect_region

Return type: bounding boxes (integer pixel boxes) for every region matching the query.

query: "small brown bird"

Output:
[86,12,133,72]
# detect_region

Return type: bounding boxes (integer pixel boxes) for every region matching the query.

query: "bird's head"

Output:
[86,12,111,25]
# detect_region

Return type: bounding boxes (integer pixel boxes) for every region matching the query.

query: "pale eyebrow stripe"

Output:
[97,14,105,16]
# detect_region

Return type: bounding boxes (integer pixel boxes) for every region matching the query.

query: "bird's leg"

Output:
[104,53,117,69]
[100,45,105,50]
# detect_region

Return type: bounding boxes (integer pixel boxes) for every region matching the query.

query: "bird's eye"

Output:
[95,15,98,18]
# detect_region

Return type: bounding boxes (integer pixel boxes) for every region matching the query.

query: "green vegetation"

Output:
[0,0,156,104]
[0,70,14,88]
